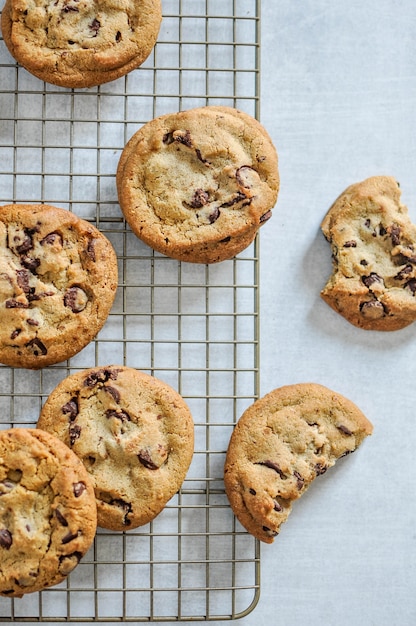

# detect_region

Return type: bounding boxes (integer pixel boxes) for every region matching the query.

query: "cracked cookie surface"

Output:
[0,204,118,368]
[1,0,162,88]
[0,428,97,597]
[321,175,416,330]
[37,366,194,531]
[116,106,279,263]
[224,383,373,543]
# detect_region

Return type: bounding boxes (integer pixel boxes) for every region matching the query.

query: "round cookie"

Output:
[0,203,118,369]
[1,0,162,88]
[116,106,279,263]
[37,366,194,531]
[224,383,373,544]
[321,175,416,330]
[0,428,97,598]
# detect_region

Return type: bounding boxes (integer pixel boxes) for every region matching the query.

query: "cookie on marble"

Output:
[0,427,97,597]
[116,106,279,263]
[224,383,373,543]
[1,0,162,88]
[321,175,416,330]
[0,203,118,369]
[37,365,194,531]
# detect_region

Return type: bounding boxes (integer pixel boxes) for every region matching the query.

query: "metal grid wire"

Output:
[0,0,261,621]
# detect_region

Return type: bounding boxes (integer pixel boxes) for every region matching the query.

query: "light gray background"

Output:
[7,0,416,624]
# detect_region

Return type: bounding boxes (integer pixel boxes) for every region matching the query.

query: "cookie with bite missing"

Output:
[116,106,279,263]
[0,428,97,597]
[321,175,416,330]
[1,0,162,89]
[37,366,194,531]
[224,383,373,543]
[0,203,118,368]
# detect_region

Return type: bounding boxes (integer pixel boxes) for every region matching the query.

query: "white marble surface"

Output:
[5,1,416,624]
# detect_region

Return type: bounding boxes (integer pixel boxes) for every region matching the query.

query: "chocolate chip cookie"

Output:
[224,383,373,544]
[0,204,118,368]
[116,106,279,263]
[1,0,162,88]
[321,175,416,330]
[0,428,97,597]
[37,366,194,531]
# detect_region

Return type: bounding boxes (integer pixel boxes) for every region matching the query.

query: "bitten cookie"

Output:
[0,204,118,368]
[1,0,162,88]
[0,428,97,598]
[37,366,194,531]
[116,106,279,263]
[224,383,373,544]
[321,175,416,330]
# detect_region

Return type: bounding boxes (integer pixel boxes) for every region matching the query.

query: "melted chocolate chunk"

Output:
[111,499,132,526]
[84,368,119,387]
[236,165,256,188]
[64,286,88,313]
[0,529,12,549]
[405,278,416,294]
[69,423,81,446]
[59,552,82,575]
[293,470,305,490]
[62,530,80,545]
[337,424,353,436]
[105,409,130,422]
[362,273,383,288]
[21,256,40,272]
[41,232,63,246]
[257,460,286,479]
[26,337,47,356]
[16,269,30,292]
[189,189,209,208]
[395,264,413,280]
[208,207,220,224]
[273,499,283,512]
[90,18,100,36]
[86,239,96,261]
[73,482,86,497]
[260,210,272,223]
[315,463,328,476]
[389,224,401,246]
[249,488,256,495]
[138,448,159,470]
[55,509,69,526]
[15,229,34,254]
[103,385,121,403]
[343,240,357,248]
[360,300,386,319]
[5,299,28,309]
[62,397,79,421]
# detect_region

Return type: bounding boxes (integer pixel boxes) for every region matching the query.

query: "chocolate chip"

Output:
[90,18,100,36]
[189,189,210,208]
[26,319,39,326]
[208,207,220,224]
[249,488,256,495]
[260,210,272,224]
[73,482,86,497]
[220,192,247,208]
[379,225,387,236]
[389,224,401,245]
[103,385,121,403]
[174,129,192,147]
[257,460,286,479]
[106,409,130,422]
[84,368,119,387]
[220,236,231,243]
[195,148,209,164]
[360,259,368,266]
[138,448,159,470]
[69,423,81,446]
[21,256,40,273]
[62,530,80,545]
[41,232,63,246]
[16,269,30,292]
[0,529,13,549]
[110,499,132,525]
[64,286,88,313]
[162,132,174,145]
[55,509,69,526]
[86,239,96,261]
[404,278,416,294]
[26,337,47,356]
[337,424,353,436]
[62,397,79,421]
[63,4,80,13]
[59,552,82,575]
[115,30,122,42]
[293,471,305,490]
[343,240,357,248]
[15,229,34,254]
[5,299,28,309]
[362,273,383,288]
[360,300,386,319]
[273,499,283,512]
[262,526,278,537]
[395,264,413,280]
[315,463,328,476]
[236,165,256,188]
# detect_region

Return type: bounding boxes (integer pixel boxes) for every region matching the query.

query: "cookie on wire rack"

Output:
[116,105,280,263]
[0,428,97,598]
[321,175,416,330]
[0,203,118,369]
[1,0,162,88]
[37,365,195,531]
[224,383,373,543]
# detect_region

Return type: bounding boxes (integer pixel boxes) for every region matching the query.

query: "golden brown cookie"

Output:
[0,203,118,368]
[0,428,97,597]
[116,106,279,263]
[321,175,416,330]
[1,0,162,88]
[224,383,373,543]
[37,366,194,531]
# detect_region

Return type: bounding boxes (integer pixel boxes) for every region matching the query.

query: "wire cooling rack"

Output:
[0,0,262,621]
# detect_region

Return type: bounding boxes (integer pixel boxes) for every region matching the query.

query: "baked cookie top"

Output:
[116,106,279,263]
[0,204,118,368]
[321,176,416,330]
[224,383,373,543]
[37,366,194,531]
[0,428,97,598]
[1,0,162,88]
